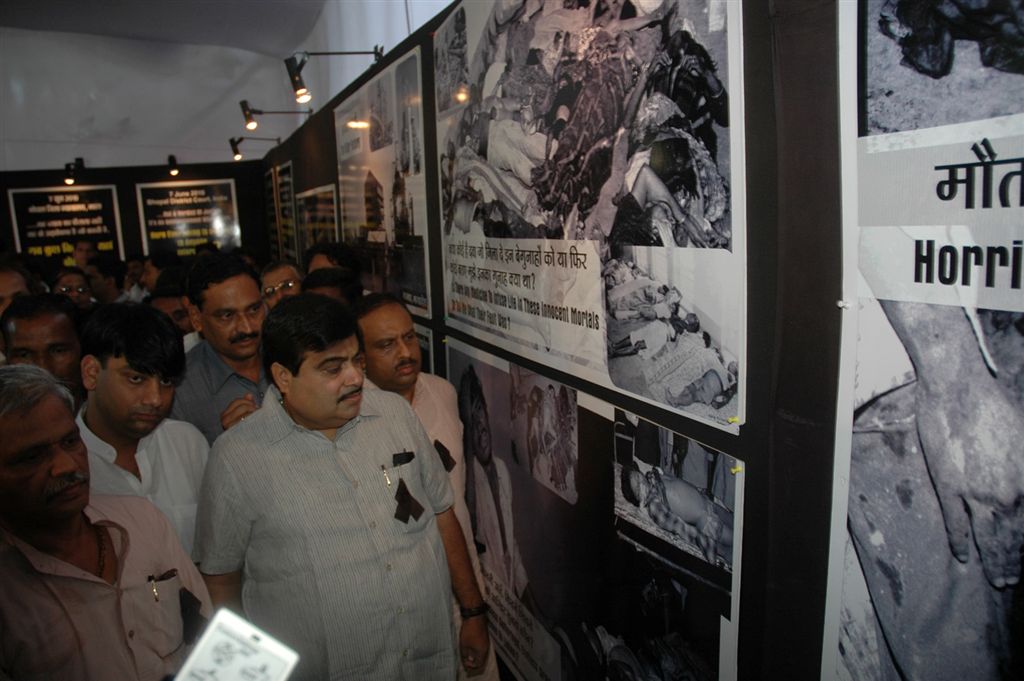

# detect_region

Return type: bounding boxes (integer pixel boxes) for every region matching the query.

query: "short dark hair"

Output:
[184,253,259,308]
[0,259,36,293]
[260,260,301,280]
[303,242,361,277]
[154,265,187,295]
[262,294,362,379]
[301,267,363,303]
[354,292,407,320]
[80,303,185,382]
[147,251,183,271]
[0,294,78,348]
[86,253,126,290]
[51,266,88,289]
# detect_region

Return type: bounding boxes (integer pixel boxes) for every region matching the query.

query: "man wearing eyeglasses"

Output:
[259,261,303,310]
[52,268,95,312]
[170,254,269,445]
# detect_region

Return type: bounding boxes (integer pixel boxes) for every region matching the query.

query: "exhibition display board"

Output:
[434,0,747,433]
[294,184,339,260]
[7,184,122,269]
[136,179,240,256]
[823,2,1024,680]
[449,337,744,681]
[334,47,432,315]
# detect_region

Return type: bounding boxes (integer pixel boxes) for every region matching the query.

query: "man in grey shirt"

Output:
[171,253,269,444]
[194,294,490,681]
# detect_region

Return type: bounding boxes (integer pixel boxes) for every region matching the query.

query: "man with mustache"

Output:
[171,253,269,444]
[195,294,490,681]
[77,303,208,553]
[357,293,498,681]
[1,293,85,408]
[0,364,211,680]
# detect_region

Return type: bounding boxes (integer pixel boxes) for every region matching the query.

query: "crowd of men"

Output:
[0,240,497,681]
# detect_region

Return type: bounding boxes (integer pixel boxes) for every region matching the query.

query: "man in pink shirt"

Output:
[357,293,497,680]
[0,364,211,681]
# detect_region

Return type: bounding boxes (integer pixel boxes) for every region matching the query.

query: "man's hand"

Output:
[220,394,258,431]
[880,300,1024,589]
[459,614,490,676]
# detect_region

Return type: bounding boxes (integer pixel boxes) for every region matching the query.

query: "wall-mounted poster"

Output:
[825,3,1024,681]
[295,184,338,259]
[448,337,744,681]
[435,0,747,432]
[335,47,431,316]
[7,185,122,275]
[136,179,240,256]
[276,162,298,262]
[265,167,282,261]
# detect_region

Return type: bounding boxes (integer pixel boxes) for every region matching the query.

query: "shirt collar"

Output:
[76,407,116,464]
[196,340,265,393]
[259,382,382,444]
[76,404,160,462]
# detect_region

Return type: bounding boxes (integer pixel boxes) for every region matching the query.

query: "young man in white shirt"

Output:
[78,303,208,553]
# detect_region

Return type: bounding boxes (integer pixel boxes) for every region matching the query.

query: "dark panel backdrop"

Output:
[1,160,267,278]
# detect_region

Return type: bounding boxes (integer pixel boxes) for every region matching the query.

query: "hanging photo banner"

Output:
[136,179,240,256]
[276,162,298,262]
[7,184,122,273]
[448,337,744,681]
[826,3,1024,680]
[265,167,282,261]
[334,46,431,317]
[435,0,747,432]
[295,184,339,261]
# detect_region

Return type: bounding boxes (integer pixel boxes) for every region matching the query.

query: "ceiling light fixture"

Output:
[229,136,281,161]
[239,100,311,131]
[283,46,384,104]
[168,155,180,176]
[63,157,84,186]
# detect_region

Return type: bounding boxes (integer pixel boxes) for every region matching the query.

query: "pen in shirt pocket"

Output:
[147,568,178,602]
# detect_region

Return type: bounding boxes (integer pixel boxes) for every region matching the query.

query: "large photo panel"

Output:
[826,3,1024,680]
[335,47,431,315]
[447,337,745,681]
[435,0,747,433]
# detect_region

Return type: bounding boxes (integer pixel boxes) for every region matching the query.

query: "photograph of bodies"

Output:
[436,0,747,431]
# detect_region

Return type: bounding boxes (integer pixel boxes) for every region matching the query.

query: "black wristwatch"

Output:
[460,603,490,619]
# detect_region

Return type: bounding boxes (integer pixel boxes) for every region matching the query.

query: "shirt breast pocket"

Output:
[127,571,185,659]
[387,460,430,534]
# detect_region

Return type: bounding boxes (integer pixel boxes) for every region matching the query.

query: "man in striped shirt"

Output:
[194,294,489,681]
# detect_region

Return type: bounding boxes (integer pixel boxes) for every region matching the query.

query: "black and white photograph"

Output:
[862,0,1024,135]
[436,0,747,432]
[448,339,741,681]
[369,71,395,152]
[510,365,580,504]
[830,7,1024,677]
[604,248,740,422]
[395,53,423,176]
[613,409,736,572]
[334,46,432,315]
[434,5,469,115]
[839,299,1024,681]
[294,184,337,261]
[436,0,734,247]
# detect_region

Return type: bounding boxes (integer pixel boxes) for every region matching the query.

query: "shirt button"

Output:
[402,649,409,657]
[398,606,405,614]
[385,563,393,572]
[128,630,135,639]
[369,520,376,528]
